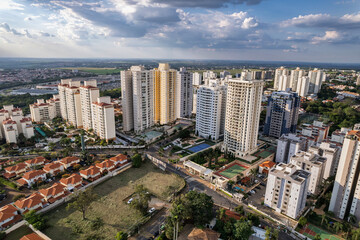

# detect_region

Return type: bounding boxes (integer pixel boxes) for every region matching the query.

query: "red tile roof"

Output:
[60,173,82,186]
[20,233,44,240]
[25,156,46,165]
[259,161,276,169]
[20,117,32,123]
[0,204,17,222]
[39,183,66,198]
[60,156,80,165]
[5,163,28,173]
[14,193,44,210]
[96,159,115,170]
[22,170,46,180]
[109,154,127,162]
[80,166,100,177]
[43,161,62,172]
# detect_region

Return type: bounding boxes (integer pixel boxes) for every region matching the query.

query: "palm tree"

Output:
[333,222,343,234]
[250,168,257,184]
[352,228,360,240]
[314,234,321,240]
[321,214,327,226]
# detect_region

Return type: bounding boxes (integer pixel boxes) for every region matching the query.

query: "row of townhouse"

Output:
[3,156,48,179]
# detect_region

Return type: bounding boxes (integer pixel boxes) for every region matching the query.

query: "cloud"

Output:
[312,31,341,44]
[150,0,263,8]
[0,0,24,10]
[0,23,25,36]
[24,16,41,21]
[281,12,360,29]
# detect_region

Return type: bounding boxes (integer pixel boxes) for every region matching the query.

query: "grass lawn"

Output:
[43,161,185,240]
[60,67,121,75]
[5,225,33,240]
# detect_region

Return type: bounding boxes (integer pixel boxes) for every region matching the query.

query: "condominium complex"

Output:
[329,130,360,220]
[223,76,264,157]
[290,67,305,91]
[92,97,116,141]
[274,67,288,89]
[296,76,310,97]
[195,79,227,141]
[0,105,34,143]
[30,95,61,123]
[300,121,330,146]
[121,66,154,133]
[176,68,193,118]
[276,133,307,163]
[264,90,300,138]
[153,63,177,125]
[264,163,310,219]
[58,79,115,140]
[79,80,99,130]
[309,142,341,179]
[290,151,326,195]
[308,68,326,94]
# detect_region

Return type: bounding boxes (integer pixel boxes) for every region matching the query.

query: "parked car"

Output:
[255,186,261,190]
[250,190,256,194]
[260,182,266,186]
[127,198,133,204]
[148,207,156,214]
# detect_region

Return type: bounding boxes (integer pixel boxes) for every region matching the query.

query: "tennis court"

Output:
[188,143,211,153]
[217,163,248,179]
[299,224,343,240]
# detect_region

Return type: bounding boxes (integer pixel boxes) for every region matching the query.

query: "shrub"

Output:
[62,174,70,178]
[13,194,25,201]
[91,217,104,230]
[0,231,5,240]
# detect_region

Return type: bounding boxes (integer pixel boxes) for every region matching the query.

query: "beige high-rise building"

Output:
[30,95,61,123]
[92,96,116,141]
[264,163,310,219]
[329,130,360,220]
[121,70,134,132]
[308,68,325,94]
[223,77,264,158]
[80,80,99,130]
[153,63,177,125]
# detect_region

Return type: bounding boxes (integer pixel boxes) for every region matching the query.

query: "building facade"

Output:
[92,96,116,141]
[79,80,99,130]
[276,133,307,163]
[176,67,193,119]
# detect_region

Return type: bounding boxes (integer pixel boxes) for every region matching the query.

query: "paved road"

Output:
[136,209,168,240]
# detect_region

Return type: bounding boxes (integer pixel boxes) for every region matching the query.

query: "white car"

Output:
[148,207,156,214]
[127,198,133,204]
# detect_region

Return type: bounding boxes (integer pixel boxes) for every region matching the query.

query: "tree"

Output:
[333,222,343,234]
[217,208,226,221]
[233,220,254,240]
[24,210,47,230]
[131,154,142,168]
[265,227,279,240]
[298,216,307,228]
[130,185,151,215]
[67,188,98,220]
[314,234,322,240]
[235,205,245,215]
[115,231,128,240]
[321,214,327,225]
[184,191,214,226]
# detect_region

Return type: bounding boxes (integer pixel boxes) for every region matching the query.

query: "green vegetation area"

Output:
[61,67,121,75]
[301,98,360,132]
[0,93,53,114]
[100,88,121,98]
[43,161,184,240]
[4,225,33,240]
[0,177,18,190]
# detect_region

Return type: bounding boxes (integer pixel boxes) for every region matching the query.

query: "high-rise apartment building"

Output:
[329,130,360,220]
[309,142,341,179]
[308,68,325,94]
[289,67,305,91]
[274,67,288,89]
[290,151,326,195]
[195,80,227,141]
[300,121,330,146]
[153,63,177,125]
[92,97,116,141]
[277,75,290,91]
[264,90,300,138]
[276,133,307,163]
[30,95,61,123]
[176,68,193,119]
[120,70,134,132]
[296,76,310,97]
[223,77,264,158]
[80,80,99,130]
[264,163,310,219]
[192,72,202,86]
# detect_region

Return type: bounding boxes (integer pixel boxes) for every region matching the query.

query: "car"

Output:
[254,179,259,183]
[148,207,156,214]
[255,186,261,190]
[250,190,256,194]
[127,198,133,204]
[260,182,266,186]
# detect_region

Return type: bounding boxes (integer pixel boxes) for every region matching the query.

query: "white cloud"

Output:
[0,0,24,10]
[312,31,341,44]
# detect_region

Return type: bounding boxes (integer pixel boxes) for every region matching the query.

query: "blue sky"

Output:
[0,0,359,63]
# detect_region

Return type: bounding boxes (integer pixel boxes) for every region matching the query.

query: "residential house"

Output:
[60,174,83,191]
[14,192,45,213]
[109,154,128,166]
[3,163,29,178]
[258,161,276,175]
[96,160,115,173]
[0,204,21,230]
[16,170,47,187]
[79,166,101,181]
[43,161,64,176]
[39,183,68,203]
[60,156,80,169]
[20,233,44,240]
[25,156,47,168]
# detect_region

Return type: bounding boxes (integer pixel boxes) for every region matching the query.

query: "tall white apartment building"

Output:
[2,119,18,143]
[290,151,326,195]
[176,68,193,119]
[296,76,310,97]
[276,133,307,163]
[278,75,291,91]
[195,80,226,141]
[58,79,83,128]
[309,142,341,179]
[120,70,134,131]
[30,95,61,123]
[19,117,34,139]
[308,68,325,94]
[223,77,264,158]
[192,72,202,86]
[329,130,360,220]
[80,80,99,130]
[153,63,177,125]
[121,66,154,133]
[203,71,217,80]
[92,96,116,141]
[290,67,305,91]
[264,163,310,219]
[274,67,288,89]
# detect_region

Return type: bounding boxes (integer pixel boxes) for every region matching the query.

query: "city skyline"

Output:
[0,0,359,63]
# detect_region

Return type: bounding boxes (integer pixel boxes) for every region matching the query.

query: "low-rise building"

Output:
[95,160,115,173]
[109,154,128,166]
[79,166,101,181]
[4,163,29,178]
[39,183,68,203]
[43,161,64,176]
[60,173,83,191]
[60,156,80,169]
[14,192,45,213]
[264,163,310,219]
[258,161,276,175]
[0,204,21,230]
[25,156,47,167]
[17,170,47,186]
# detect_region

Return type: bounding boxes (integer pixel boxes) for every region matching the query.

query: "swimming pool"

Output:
[188,143,211,153]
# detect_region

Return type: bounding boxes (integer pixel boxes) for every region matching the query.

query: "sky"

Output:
[0,0,360,63]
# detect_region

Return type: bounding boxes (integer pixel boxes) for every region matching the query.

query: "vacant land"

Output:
[43,161,185,240]
[61,67,121,75]
[5,225,33,240]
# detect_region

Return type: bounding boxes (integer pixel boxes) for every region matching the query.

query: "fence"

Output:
[179,142,222,162]
[146,154,167,171]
